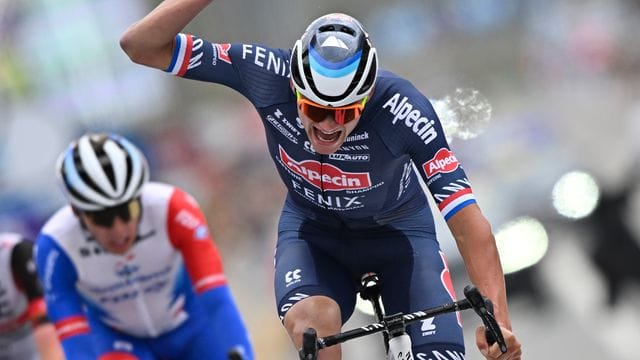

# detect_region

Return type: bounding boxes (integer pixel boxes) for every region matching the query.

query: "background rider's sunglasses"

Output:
[296,90,367,125]
[83,199,141,228]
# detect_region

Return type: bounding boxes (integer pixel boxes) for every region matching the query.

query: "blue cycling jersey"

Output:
[167,34,476,357]
[168,35,476,226]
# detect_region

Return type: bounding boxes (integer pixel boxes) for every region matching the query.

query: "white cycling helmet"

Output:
[290,13,378,107]
[56,133,149,211]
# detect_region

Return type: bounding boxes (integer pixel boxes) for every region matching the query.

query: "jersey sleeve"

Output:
[10,240,48,326]
[388,86,477,221]
[35,234,95,359]
[166,33,292,107]
[166,187,227,294]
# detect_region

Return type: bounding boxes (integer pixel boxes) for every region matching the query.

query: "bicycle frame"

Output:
[299,273,507,360]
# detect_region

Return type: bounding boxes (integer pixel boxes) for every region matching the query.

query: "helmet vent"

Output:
[291,13,378,107]
[318,24,355,36]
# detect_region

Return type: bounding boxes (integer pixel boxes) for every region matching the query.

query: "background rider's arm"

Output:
[167,187,254,359]
[11,241,65,360]
[32,324,65,360]
[447,204,512,330]
[35,235,96,360]
[120,0,213,69]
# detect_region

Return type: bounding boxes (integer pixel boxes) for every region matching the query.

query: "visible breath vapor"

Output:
[432,88,492,143]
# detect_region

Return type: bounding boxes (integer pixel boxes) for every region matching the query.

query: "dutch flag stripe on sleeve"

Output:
[438,188,476,221]
[166,33,193,76]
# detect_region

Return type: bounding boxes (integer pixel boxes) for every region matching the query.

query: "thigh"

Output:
[146,313,237,360]
[171,326,230,360]
[274,209,357,324]
[367,231,464,352]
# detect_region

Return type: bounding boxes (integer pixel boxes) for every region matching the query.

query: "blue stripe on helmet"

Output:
[309,46,362,78]
[63,150,93,197]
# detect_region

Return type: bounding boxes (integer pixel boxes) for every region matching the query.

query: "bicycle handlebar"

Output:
[463,285,508,353]
[299,285,507,359]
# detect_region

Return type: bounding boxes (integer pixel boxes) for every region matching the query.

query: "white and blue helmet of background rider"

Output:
[290,13,379,107]
[56,133,150,211]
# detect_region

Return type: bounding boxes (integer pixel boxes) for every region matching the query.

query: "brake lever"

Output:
[481,299,505,351]
[463,285,508,354]
[299,328,319,360]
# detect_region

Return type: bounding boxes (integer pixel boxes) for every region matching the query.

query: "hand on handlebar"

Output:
[475,325,522,360]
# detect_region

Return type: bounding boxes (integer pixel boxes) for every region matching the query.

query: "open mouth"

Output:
[110,237,132,253]
[313,127,343,144]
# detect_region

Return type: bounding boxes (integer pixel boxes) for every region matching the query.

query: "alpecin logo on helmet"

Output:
[422,148,459,178]
[278,146,371,191]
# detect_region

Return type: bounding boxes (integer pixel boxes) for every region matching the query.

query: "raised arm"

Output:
[120,0,213,70]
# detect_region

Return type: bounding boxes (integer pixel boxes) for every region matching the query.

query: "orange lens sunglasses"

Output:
[296,90,367,125]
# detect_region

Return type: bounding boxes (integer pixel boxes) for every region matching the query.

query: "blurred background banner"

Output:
[2,0,640,358]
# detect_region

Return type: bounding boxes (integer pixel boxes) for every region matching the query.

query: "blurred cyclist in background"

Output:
[120,1,522,359]
[35,133,254,360]
[0,232,64,360]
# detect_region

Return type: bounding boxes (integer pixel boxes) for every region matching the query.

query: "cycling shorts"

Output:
[274,201,465,352]
[87,311,230,360]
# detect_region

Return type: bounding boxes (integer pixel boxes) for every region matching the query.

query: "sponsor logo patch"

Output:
[422,148,460,178]
[279,146,371,191]
[215,43,232,64]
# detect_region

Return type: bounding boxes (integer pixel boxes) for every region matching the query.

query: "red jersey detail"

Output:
[99,352,140,360]
[177,35,194,77]
[167,188,226,294]
[279,146,372,191]
[439,251,462,327]
[55,315,91,340]
[26,298,47,323]
[437,188,473,210]
[215,43,232,64]
[422,148,460,178]
[0,298,43,333]
[0,310,30,333]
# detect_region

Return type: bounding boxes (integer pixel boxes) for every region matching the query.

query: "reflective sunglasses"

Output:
[83,199,141,228]
[296,90,367,125]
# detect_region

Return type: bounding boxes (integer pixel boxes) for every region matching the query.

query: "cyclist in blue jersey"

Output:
[121,2,522,359]
[35,133,253,360]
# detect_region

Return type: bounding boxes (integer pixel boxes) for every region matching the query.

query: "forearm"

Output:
[459,232,511,329]
[120,0,213,69]
[448,206,512,329]
[32,323,65,360]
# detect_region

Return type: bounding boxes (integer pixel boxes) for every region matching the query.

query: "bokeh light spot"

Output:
[495,216,549,274]
[552,171,600,219]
